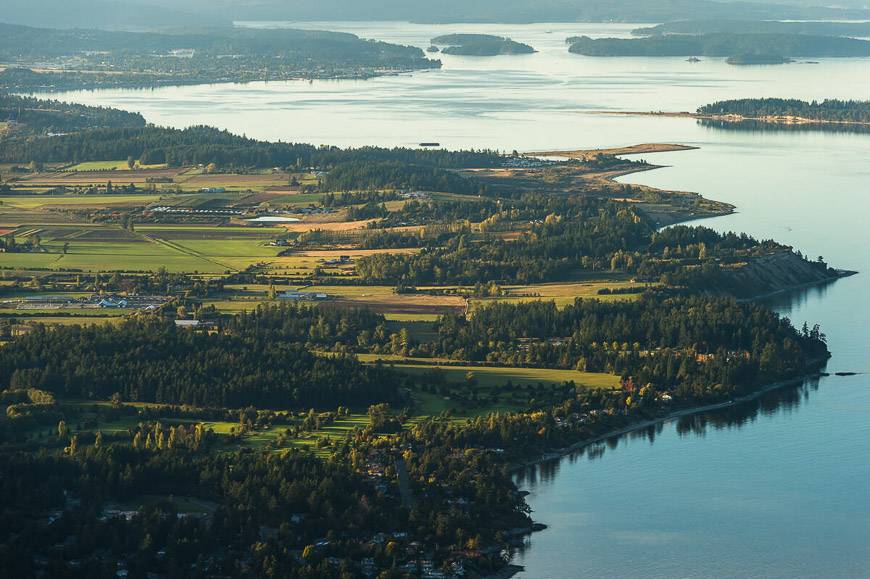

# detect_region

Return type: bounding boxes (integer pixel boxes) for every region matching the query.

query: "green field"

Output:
[0,194,166,209]
[381,361,618,390]
[1,224,285,273]
[67,160,135,171]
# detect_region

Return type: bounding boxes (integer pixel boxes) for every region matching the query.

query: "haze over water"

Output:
[45,22,870,578]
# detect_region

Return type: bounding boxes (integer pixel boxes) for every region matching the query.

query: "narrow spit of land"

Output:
[588,110,870,127]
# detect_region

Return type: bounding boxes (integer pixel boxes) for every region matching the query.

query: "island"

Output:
[0,93,851,578]
[567,32,870,63]
[633,19,870,38]
[431,33,536,56]
[697,98,870,124]
[0,22,440,92]
[604,99,870,131]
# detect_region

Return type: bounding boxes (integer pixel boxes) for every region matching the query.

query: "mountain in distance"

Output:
[157,0,870,23]
[3,0,229,30]
[7,0,870,29]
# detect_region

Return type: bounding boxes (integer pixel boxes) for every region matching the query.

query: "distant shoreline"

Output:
[589,110,870,127]
[527,142,699,159]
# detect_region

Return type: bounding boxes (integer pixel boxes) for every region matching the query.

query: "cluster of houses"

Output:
[501,156,555,169]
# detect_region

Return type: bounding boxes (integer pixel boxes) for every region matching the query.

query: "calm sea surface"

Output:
[44,22,870,578]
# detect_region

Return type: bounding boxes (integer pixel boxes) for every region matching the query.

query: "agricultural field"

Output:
[378,361,618,390]
[470,277,651,309]
[68,160,144,171]
[8,165,316,195]
[0,194,167,210]
[1,223,285,273]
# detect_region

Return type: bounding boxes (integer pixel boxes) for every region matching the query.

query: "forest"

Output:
[0,94,146,137]
[431,34,535,56]
[698,98,870,123]
[0,305,403,409]
[0,125,502,169]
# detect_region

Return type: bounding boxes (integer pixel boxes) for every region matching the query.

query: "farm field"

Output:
[470,278,650,309]
[1,223,285,273]
[0,194,167,210]
[8,165,314,195]
[378,361,619,390]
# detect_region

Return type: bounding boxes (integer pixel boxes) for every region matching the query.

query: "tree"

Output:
[127,156,136,170]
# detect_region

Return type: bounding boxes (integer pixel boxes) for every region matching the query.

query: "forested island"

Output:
[633,20,870,38]
[0,93,851,578]
[431,34,535,56]
[0,22,439,92]
[567,32,870,62]
[698,99,870,124]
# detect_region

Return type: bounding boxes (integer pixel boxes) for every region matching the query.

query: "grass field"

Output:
[68,160,136,171]
[471,279,651,309]
[0,194,166,210]
[377,361,618,390]
[1,224,285,273]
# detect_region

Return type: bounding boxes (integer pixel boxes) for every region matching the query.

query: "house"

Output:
[174,320,218,331]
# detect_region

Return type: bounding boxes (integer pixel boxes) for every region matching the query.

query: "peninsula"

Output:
[0,94,850,579]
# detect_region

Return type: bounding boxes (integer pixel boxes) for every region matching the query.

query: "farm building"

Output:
[277,291,330,301]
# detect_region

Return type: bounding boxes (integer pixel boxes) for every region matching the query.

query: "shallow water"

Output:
[41,22,870,578]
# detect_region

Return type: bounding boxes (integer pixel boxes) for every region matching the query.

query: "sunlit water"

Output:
[40,22,870,578]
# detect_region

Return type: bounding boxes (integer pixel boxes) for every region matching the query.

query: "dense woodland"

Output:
[0,94,146,137]
[431,34,535,56]
[428,296,828,399]
[0,125,501,170]
[698,98,870,122]
[0,306,402,409]
[322,161,484,195]
[357,196,826,292]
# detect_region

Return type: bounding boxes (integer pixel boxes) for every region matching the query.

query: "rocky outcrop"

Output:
[720,250,853,299]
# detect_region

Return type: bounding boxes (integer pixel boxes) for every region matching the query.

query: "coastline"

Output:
[587,110,870,128]
[527,142,699,160]
[504,143,852,563]
[512,367,825,477]
[741,269,858,302]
